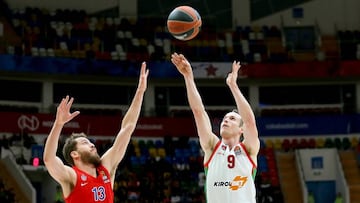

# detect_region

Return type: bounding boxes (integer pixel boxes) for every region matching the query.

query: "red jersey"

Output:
[65,165,114,203]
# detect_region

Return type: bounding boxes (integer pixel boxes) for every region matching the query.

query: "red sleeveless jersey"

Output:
[65,165,114,203]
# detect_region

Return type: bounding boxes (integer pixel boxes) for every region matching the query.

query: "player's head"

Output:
[63,132,101,167]
[220,110,244,139]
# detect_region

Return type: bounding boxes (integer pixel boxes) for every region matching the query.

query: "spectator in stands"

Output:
[55,185,64,203]
[334,192,343,203]
[171,53,260,203]
[0,179,15,203]
[357,143,360,165]
[43,62,149,203]
[259,178,274,203]
[308,190,315,203]
[0,134,9,149]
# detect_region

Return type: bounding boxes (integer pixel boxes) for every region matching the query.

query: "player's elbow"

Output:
[192,107,205,117]
[121,123,137,134]
[43,154,53,166]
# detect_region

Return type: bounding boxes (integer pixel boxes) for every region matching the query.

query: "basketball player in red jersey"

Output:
[171,53,260,203]
[43,62,149,203]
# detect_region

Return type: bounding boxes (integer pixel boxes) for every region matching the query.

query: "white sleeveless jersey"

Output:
[204,140,257,203]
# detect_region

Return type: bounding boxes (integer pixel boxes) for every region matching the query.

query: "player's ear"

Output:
[239,126,244,135]
[70,151,78,159]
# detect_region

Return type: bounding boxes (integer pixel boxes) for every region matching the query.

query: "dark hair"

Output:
[62,133,87,166]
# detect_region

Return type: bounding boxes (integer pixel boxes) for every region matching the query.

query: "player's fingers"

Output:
[67,97,74,108]
[70,111,80,120]
[141,62,146,73]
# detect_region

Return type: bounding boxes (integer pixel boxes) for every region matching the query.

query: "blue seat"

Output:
[155,140,164,148]
[257,155,268,172]
[130,156,140,166]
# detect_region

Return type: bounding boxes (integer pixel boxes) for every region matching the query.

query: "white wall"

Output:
[298,148,337,181]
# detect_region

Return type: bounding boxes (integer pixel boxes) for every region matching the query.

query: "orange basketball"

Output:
[166,6,202,41]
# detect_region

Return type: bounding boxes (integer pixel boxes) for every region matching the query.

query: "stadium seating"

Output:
[2,2,360,203]
[1,5,358,70]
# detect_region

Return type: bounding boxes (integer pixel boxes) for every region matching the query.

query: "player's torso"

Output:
[205,142,256,203]
[65,166,113,203]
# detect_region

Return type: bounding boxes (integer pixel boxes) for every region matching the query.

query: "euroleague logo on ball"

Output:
[167,6,202,41]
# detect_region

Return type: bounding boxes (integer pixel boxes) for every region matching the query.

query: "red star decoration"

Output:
[205,64,218,76]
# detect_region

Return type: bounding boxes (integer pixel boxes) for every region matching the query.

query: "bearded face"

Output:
[79,150,101,167]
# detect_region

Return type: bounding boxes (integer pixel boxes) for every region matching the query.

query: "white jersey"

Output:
[204,140,257,203]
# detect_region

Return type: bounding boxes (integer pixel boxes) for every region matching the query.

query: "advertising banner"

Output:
[1,112,359,136]
[257,115,351,136]
[0,112,197,137]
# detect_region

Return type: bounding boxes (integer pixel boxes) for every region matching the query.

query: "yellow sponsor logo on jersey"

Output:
[229,176,248,190]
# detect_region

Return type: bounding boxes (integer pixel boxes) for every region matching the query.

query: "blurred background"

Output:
[0,0,360,202]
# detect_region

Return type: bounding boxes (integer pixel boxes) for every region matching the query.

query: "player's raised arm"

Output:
[100,62,149,178]
[43,96,80,184]
[171,53,218,160]
[226,61,260,160]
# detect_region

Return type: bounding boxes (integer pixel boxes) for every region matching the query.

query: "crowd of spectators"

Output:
[1,131,360,202]
[1,0,360,202]
[2,0,359,65]
[0,178,15,203]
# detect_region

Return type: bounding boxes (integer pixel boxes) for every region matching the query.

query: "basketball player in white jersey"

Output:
[171,53,260,203]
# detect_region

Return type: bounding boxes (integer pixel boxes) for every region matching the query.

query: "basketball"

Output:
[167,6,202,41]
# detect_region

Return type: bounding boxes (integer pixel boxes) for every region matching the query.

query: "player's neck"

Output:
[221,137,239,150]
[76,162,97,177]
